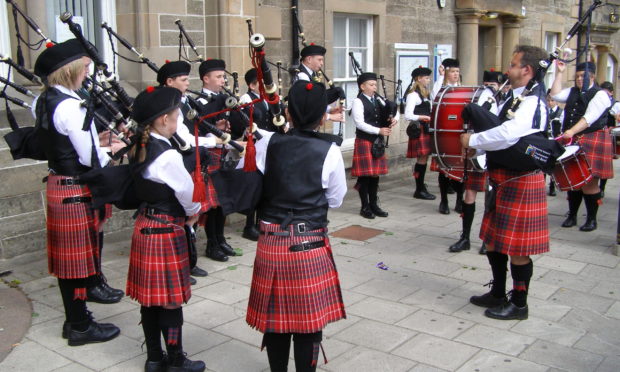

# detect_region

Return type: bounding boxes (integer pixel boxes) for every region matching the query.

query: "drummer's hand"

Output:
[419,115,431,122]
[460,133,471,148]
[379,127,391,136]
[558,130,574,145]
[555,59,566,73]
[328,112,344,122]
[186,214,199,226]
[216,119,230,131]
[439,65,445,76]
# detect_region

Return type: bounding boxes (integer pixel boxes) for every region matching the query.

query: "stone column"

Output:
[502,16,522,73]
[596,46,609,84]
[455,10,483,85]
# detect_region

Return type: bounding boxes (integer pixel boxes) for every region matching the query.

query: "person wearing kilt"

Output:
[246,80,346,372]
[351,72,398,219]
[33,39,122,345]
[460,45,550,320]
[404,66,436,200]
[552,61,614,232]
[126,87,206,372]
[433,58,465,215]
[157,60,211,283]
[449,70,502,254]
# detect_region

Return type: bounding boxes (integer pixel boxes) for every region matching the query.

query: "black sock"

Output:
[293,332,322,372]
[141,306,163,362]
[357,177,370,208]
[368,177,380,206]
[58,278,90,330]
[160,307,184,366]
[205,209,217,243]
[245,210,256,228]
[264,333,292,372]
[215,207,226,242]
[461,202,475,240]
[414,163,426,191]
[453,181,464,205]
[439,173,449,203]
[510,260,533,307]
[567,190,583,217]
[486,251,508,298]
[583,192,601,222]
[600,179,607,192]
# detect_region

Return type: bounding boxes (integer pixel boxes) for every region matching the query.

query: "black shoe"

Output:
[62,313,115,339]
[484,301,528,320]
[100,280,125,298]
[145,357,167,372]
[449,236,470,252]
[219,242,236,256]
[205,241,229,262]
[548,188,556,197]
[167,356,206,372]
[87,284,123,304]
[561,215,577,228]
[438,200,450,215]
[478,243,487,255]
[242,225,260,241]
[189,277,197,285]
[360,206,375,219]
[369,204,388,217]
[454,199,463,214]
[470,291,506,308]
[579,219,597,232]
[67,321,120,346]
[190,266,208,277]
[414,189,436,200]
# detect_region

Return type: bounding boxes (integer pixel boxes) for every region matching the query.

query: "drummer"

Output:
[552,61,614,232]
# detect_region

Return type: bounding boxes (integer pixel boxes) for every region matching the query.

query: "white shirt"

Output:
[469,86,548,151]
[176,96,217,148]
[141,132,202,216]
[552,86,612,126]
[352,94,399,135]
[296,63,314,82]
[51,85,110,168]
[477,86,499,115]
[237,129,347,208]
[404,91,430,121]
[610,101,620,116]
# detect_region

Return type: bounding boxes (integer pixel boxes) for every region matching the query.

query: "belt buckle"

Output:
[299,240,310,251]
[64,178,75,186]
[296,223,306,234]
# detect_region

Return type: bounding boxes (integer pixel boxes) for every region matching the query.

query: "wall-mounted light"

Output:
[610,9,619,24]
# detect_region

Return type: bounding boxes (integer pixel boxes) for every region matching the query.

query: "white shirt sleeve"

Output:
[297,71,311,82]
[477,88,499,115]
[322,143,347,208]
[610,101,620,116]
[404,92,422,121]
[431,75,444,100]
[239,93,252,105]
[143,148,201,216]
[469,94,547,151]
[53,95,110,168]
[583,90,612,126]
[352,97,380,135]
[551,87,571,103]
[175,111,217,148]
[236,128,274,171]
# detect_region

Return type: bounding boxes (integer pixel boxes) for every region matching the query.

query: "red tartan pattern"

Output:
[46,174,100,279]
[351,138,388,177]
[207,147,223,174]
[406,131,432,158]
[464,170,487,192]
[480,169,549,256]
[126,213,191,307]
[102,204,113,221]
[246,222,346,334]
[578,130,614,180]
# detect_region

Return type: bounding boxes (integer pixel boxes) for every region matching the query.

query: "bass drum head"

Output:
[471,153,486,171]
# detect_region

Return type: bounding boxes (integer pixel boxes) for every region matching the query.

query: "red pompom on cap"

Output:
[310,42,315,46]
[46,41,54,48]
[490,67,495,72]
[419,65,423,68]
[305,83,313,91]
[146,86,155,93]
[165,59,171,64]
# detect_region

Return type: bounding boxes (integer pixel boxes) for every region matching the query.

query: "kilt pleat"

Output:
[351,138,388,177]
[480,169,549,256]
[46,174,100,279]
[207,147,223,174]
[578,130,614,179]
[464,171,487,192]
[246,222,346,334]
[126,213,191,307]
[406,131,432,158]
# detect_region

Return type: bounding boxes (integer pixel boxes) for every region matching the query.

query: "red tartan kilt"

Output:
[351,138,388,177]
[126,213,191,307]
[207,147,222,174]
[196,172,220,227]
[578,130,614,179]
[406,131,432,158]
[480,169,549,256]
[102,204,113,221]
[246,222,346,333]
[464,170,487,192]
[46,174,100,279]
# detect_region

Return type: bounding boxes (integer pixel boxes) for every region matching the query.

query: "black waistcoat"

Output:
[36,87,90,176]
[132,137,185,217]
[355,93,382,141]
[563,86,608,134]
[261,129,334,227]
[413,92,431,116]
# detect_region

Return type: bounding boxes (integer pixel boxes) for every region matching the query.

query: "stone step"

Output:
[0,162,48,198]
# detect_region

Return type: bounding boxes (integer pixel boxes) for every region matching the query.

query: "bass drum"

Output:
[431,86,485,181]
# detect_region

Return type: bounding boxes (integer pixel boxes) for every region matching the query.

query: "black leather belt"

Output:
[262,222,326,238]
[58,178,85,186]
[140,227,174,235]
[62,196,92,204]
[289,240,325,252]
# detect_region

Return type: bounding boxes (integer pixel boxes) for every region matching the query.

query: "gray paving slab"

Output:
[520,339,605,372]
[549,288,615,313]
[510,316,585,347]
[1,340,71,372]
[194,339,269,372]
[454,349,548,372]
[323,345,416,372]
[392,333,479,370]
[605,300,620,319]
[454,324,536,356]
[346,297,417,324]
[396,309,474,339]
[332,318,417,352]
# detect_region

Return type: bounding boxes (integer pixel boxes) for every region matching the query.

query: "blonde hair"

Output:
[45,58,84,90]
[413,79,430,99]
[128,126,151,163]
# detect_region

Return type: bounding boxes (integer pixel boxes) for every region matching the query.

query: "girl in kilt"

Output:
[126,87,205,372]
[351,72,398,219]
[246,80,347,372]
[33,39,122,346]
[404,66,436,200]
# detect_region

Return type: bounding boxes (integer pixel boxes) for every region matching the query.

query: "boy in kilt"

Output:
[33,39,122,346]
[246,80,347,372]
[126,86,206,372]
[460,45,550,320]
[404,66,436,200]
[551,61,614,232]
[351,72,399,219]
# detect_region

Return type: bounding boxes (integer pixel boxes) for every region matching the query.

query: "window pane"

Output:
[333,48,347,79]
[349,18,362,48]
[334,17,346,47]
[349,48,366,74]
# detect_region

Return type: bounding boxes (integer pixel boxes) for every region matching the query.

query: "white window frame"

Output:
[0,1,12,80]
[607,55,615,83]
[332,13,374,148]
[544,32,559,89]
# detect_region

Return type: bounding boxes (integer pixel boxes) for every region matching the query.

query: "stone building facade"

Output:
[1,0,619,262]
